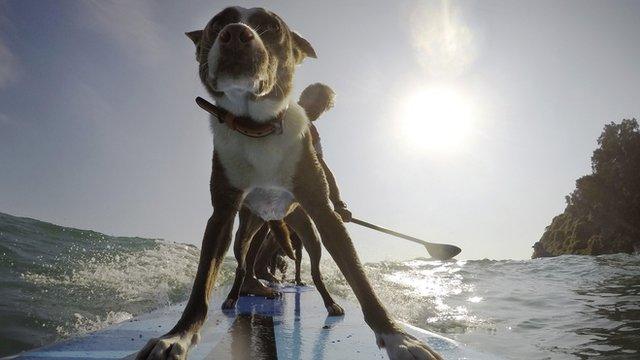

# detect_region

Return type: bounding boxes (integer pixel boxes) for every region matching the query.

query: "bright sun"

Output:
[399,86,476,153]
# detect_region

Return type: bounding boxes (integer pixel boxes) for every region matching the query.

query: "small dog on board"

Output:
[220,83,347,317]
[137,6,442,360]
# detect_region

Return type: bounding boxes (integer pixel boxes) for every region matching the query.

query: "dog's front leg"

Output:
[137,154,242,360]
[292,142,442,360]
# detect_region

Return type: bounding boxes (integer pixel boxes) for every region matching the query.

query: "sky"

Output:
[1,0,639,262]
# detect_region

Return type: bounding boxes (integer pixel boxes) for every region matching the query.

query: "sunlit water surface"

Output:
[332,256,640,360]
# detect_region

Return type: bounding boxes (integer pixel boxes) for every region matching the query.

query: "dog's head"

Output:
[186,7,316,111]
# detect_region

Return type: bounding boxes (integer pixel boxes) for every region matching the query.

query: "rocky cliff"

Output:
[533,119,640,258]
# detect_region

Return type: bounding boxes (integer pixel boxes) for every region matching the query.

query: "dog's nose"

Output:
[219,24,255,45]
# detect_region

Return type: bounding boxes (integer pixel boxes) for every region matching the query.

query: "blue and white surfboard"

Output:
[6,286,499,359]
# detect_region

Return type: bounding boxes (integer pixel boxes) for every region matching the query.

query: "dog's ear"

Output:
[185,30,203,47]
[291,31,317,63]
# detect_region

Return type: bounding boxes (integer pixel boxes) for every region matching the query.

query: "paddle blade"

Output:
[424,243,462,260]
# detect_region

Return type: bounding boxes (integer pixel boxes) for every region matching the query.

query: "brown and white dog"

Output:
[136,6,441,360]
[221,83,345,317]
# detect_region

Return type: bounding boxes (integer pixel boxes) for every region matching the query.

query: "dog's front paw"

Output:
[375,332,442,360]
[136,332,198,360]
[326,303,344,317]
[221,297,237,310]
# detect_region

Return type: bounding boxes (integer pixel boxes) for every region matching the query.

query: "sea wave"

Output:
[1,212,639,359]
[0,212,232,355]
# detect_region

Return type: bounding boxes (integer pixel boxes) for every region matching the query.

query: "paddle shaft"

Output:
[350,217,432,247]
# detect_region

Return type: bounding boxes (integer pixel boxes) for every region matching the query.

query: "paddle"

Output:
[350,217,462,260]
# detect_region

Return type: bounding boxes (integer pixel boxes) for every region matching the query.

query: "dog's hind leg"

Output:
[240,225,281,298]
[245,223,268,280]
[137,153,244,360]
[253,233,283,284]
[292,139,442,360]
[285,206,343,316]
[274,253,288,281]
[222,207,265,310]
[268,252,278,276]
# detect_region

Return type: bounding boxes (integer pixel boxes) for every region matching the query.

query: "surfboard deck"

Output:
[6,285,499,359]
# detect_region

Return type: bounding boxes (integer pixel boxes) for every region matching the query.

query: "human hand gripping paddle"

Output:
[350,217,462,260]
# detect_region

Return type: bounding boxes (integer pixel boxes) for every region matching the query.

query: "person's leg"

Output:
[291,230,304,285]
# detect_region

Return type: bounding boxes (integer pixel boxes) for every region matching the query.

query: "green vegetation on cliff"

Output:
[533,119,640,258]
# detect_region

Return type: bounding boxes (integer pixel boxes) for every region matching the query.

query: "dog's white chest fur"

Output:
[211,100,309,220]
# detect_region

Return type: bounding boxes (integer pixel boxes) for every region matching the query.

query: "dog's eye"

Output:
[262,22,280,34]
[211,23,224,34]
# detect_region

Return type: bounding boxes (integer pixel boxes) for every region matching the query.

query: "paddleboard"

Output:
[6,285,499,359]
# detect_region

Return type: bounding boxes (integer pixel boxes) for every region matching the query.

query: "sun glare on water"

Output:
[399,86,476,154]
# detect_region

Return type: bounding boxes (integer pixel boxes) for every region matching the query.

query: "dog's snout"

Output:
[219,24,255,46]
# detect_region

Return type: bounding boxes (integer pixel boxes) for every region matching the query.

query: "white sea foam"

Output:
[19,240,234,338]
[56,311,133,337]
[23,242,200,306]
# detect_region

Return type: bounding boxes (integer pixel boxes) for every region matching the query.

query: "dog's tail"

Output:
[298,83,335,121]
[268,220,296,260]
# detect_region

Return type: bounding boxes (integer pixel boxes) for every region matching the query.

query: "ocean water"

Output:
[1,212,639,359]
